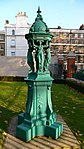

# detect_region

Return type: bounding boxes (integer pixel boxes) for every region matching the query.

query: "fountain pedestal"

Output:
[16,7,63,142]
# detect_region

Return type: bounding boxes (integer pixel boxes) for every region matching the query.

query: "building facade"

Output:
[0,30,5,56]
[1,12,84,71]
[50,27,84,71]
[5,12,30,56]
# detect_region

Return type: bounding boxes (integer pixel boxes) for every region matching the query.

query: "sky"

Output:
[0,0,84,30]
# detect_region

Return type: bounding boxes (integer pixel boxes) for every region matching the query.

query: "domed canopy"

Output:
[29,7,49,33]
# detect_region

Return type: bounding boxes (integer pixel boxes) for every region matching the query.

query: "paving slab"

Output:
[3,115,81,149]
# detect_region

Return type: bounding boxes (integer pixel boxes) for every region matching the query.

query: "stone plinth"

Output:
[16,72,63,142]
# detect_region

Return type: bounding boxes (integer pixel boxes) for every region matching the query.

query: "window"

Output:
[12,29,15,35]
[11,52,15,56]
[78,56,80,63]
[80,34,83,38]
[63,39,67,44]
[63,46,66,52]
[72,40,75,44]
[0,35,4,40]
[76,55,78,62]
[60,33,63,38]
[75,47,78,53]
[75,40,78,44]
[80,65,83,69]
[63,33,67,38]
[78,40,81,44]
[0,44,4,49]
[56,39,59,43]
[75,34,78,38]
[56,33,59,38]
[79,48,83,53]
[80,56,83,62]
[11,39,15,47]
[81,40,84,44]
[52,37,56,43]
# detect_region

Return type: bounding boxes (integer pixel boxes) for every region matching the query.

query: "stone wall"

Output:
[0,56,30,77]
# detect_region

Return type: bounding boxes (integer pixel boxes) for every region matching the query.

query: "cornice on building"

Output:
[50,28,84,33]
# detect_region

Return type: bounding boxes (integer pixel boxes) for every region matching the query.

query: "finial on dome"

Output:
[37,6,41,14]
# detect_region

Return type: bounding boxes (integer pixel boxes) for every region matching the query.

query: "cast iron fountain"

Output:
[16,7,63,142]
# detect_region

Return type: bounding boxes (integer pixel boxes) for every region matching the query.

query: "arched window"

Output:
[12,29,15,35]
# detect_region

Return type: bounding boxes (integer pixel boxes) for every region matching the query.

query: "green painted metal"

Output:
[16,7,63,142]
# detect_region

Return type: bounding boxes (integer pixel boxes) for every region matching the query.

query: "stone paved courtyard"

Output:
[3,115,81,149]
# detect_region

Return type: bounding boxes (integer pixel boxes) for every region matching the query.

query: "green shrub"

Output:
[66,79,84,94]
[73,70,84,81]
[53,79,84,94]
[0,76,25,82]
